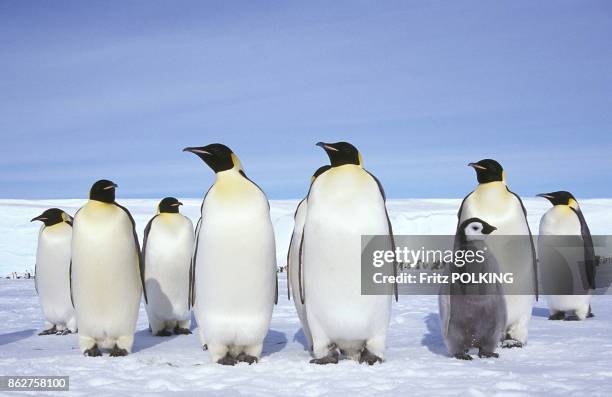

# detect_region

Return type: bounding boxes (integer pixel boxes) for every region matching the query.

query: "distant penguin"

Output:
[457,159,537,348]
[31,208,77,336]
[537,191,595,321]
[301,142,395,365]
[440,218,506,360]
[184,144,276,365]
[71,180,144,356]
[143,197,194,336]
[287,165,330,351]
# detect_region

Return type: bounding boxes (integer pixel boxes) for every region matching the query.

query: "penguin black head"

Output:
[316,142,361,167]
[459,217,497,241]
[30,208,69,227]
[311,165,331,182]
[537,191,577,207]
[468,159,504,184]
[89,179,117,204]
[183,143,238,173]
[158,197,183,214]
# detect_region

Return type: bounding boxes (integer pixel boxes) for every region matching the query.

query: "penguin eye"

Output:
[472,226,479,231]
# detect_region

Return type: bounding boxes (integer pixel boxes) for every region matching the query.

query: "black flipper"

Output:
[298,232,306,304]
[69,260,74,308]
[366,171,398,302]
[114,202,147,304]
[190,191,208,308]
[68,208,81,308]
[507,187,539,300]
[286,231,293,301]
[34,260,39,295]
[190,216,201,308]
[287,198,307,301]
[570,207,596,290]
[141,215,158,304]
[274,271,279,305]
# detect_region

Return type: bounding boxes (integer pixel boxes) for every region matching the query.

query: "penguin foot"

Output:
[453,353,473,360]
[174,327,192,335]
[56,329,72,336]
[588,306,594,318]
[109,345,129,357]
[83,345,102,357]
[217,353,237,366]
[548,312,565,320]
[564,315,581,321]
[501,339,523,349]
[309,355,339,365]
[310,344,339,365]
[236,353,258,365]
[202,344,208,351]
[38,326,57,336]
[478,350,499,359]
[359,348,383,365]
[155,329,173,337]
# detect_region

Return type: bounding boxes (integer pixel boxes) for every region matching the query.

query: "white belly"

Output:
[194,188,276,347]
[303,168,392,345]
[547,294,591,312]
[71,202,142,342]
[539,206,581,236]
[288,199,310,344]
[36,223,75,326]
[460,184,535,328]
[539,206,590,312]
[145,214,194,321]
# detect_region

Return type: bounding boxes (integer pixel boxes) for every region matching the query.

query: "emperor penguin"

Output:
[457,159,537,348]
[184,144,277,365]
[143,197,194,336]
[287,165,331,351]
[439,218,506,360]
[537,191,596,321]
[71,180,144,357]
[301,141,395,365]
[31,208,77,336]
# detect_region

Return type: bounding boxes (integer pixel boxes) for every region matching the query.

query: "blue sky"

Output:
[1,1,611,199]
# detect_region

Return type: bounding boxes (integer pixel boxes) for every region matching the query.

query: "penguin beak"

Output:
[536,193,554,199]
[172,202,183,207]
[316,142,339,152]
[103,183,118,190]
[183,147,211,156]
[483,224,497,234]
[468,162,487,170]
[30,215,47,222]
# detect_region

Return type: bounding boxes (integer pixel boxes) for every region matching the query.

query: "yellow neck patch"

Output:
[60,212,71,223]
[230,153,244,172]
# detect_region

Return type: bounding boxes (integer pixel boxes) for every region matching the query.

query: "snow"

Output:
[1,199,612,395]
[4,198,612,277]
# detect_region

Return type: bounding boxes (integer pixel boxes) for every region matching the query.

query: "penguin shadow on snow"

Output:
[293,328,309,351]
[133,280,194,353]
[0,329,36,346]
[421,313,448,356]
[262,329,288,357]
[532,307,550,318]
